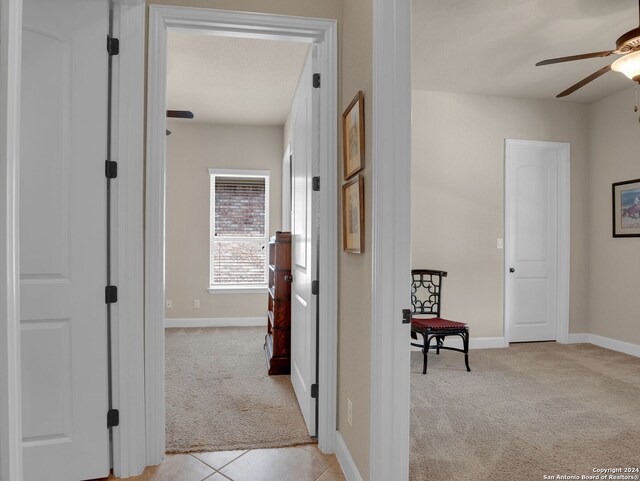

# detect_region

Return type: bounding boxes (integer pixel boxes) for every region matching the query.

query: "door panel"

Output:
[20,0,109,479]
[290,50,317,435]
[506,141,559,342]
[20,27,71,279]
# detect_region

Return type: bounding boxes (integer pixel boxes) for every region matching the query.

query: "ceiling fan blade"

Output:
[536,50,615,66]
[556,64,612,98]
[166,110,194,119]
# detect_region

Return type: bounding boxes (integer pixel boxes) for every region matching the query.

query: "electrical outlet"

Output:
[347,398,353,427]
[193,299,200,309]
[166,299,172,309]
[497,238,503,250]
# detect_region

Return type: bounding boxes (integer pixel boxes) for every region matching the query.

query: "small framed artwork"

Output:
[612,178,640,237]
[342,91,365,180]
[342,175,364,253]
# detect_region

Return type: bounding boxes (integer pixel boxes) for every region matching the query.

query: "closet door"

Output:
[20,0,110,479]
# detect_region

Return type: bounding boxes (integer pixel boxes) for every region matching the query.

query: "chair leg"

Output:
[463,330,471,372]
[421,332,429,374]
[436,335,444,354]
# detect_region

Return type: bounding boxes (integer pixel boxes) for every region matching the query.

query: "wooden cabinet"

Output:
[264,232,292,375]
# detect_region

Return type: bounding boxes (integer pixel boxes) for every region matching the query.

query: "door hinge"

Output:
[313,73,321,88]
[312,176,320,191]
[107,36,119,56]
[311,383,319,399]
[105,160,118,179]
[107,409,119,428]
[402,308,412,324]
[105,285,118,304]
[311,280,319,296]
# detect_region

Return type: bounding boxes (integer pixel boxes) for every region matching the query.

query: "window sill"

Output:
[208,285,268,295]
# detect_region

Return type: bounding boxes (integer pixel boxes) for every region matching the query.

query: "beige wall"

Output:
[165,121,283,319]
[149,1,374,477]
[587,87,640,345]
[338,1,373,479]
[411,90,590,338]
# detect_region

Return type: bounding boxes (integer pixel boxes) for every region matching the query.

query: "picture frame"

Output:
[612,178,640,238]
[342,91,365,180]
[342,175,364,253]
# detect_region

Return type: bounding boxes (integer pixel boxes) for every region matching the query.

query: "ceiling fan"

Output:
[536,0,640,98]
[165,110,194,135]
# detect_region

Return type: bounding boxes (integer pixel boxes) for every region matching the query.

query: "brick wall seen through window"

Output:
[209,170,269,288]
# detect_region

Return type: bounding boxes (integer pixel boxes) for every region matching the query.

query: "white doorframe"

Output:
[0,0,23,479]
[282,143,292,232]
[145,6,338,465]
[110,1,146,478]
[0,0,146,478]
[370,0,412,480]
[504,139,570,345]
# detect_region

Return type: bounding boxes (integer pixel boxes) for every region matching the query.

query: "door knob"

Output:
[509,267,515,273]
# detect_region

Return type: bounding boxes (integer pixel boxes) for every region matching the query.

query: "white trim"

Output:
[314,14,338,455]
[111,2,147,477]
[145,5,168,465]
[370,0,412,480]
[471,337,509,349]
[556,148,571,344]
[411,337,508,351]
[504,139,570,344]
[146,6,338,464]
[281,144,292,232]
[335,432,364,481]
[567,333,590,344]
[208,168,270,177]
[208,168,270,290]
[588,334,640,358]
[0,0,23,478]
[207,286,268,294]
[165,317,267,328]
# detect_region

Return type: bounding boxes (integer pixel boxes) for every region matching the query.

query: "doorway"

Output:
[163,30,314,452]
[145,6,338,465]
[504,139,570,344]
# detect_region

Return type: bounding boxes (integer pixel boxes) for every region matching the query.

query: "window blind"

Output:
[209,172,269,287]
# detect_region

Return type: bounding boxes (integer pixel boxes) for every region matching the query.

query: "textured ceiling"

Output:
[412,0,639,103]
[167,31,310,125]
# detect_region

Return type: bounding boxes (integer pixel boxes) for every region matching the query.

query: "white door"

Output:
[505,140,565,342]
[290,50,318,435]
[20,0,110,479]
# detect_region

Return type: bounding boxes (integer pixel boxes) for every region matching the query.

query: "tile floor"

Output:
[98,444,346,481]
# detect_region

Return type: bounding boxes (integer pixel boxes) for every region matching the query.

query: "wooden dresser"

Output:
[264,231,292,375]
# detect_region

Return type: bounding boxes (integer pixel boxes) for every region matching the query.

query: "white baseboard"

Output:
[411,336,507,351]
[566,333,590,344]
[164,317,267,328]
[411,332,639,358]
[335,432,364,481]
[589,334,640,358]
[470,337,508,349]
[566,333,639,358]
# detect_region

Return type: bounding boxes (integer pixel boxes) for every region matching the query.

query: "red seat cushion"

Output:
[411,317,466,330]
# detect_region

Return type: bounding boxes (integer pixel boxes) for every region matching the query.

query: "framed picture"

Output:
[342,91,365,180]
[612,178,640,237]
[342,175,364,253]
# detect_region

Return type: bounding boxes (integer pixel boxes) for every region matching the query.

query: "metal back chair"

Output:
[410,269,470,373]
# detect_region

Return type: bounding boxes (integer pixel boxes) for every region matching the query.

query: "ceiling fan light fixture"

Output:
[611,51,640,82]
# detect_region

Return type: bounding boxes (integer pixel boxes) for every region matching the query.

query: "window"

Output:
[209,169,270,291]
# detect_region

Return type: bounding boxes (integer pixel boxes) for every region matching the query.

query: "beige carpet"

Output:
[165,326,314,453]
[410,342,640,481]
